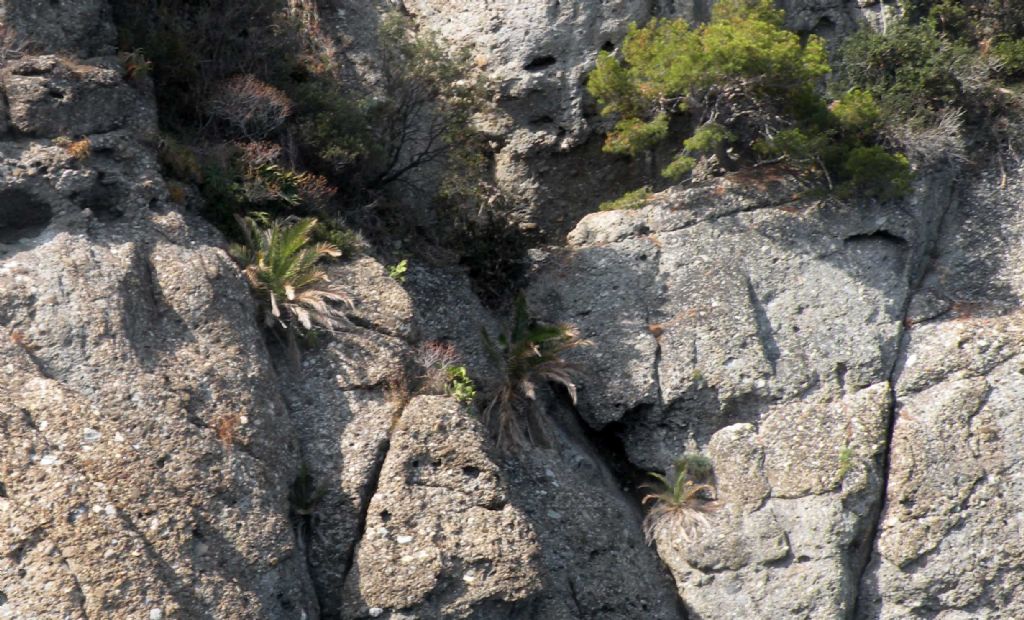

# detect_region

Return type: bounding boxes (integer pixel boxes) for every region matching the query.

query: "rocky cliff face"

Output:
[3,0,1024,619]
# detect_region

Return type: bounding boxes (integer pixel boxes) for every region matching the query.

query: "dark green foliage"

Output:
[835,22,990,124]
[587,0,911,200]
[112,0,295,130]
[290,14,487,193]
[588,0,829,178]
[841,147,913,200]
[994,38,1024,79]
[598,187,652,211]
[482,294,587,451]
[452,213,529,308]
[900,0,1024,43]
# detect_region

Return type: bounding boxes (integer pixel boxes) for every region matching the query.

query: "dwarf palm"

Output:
[482,294,588,450]
[229,215,352,353]
[642,453,718,545]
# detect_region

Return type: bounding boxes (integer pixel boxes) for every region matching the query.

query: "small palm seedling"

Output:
[642,452,719,546]
[229,215,352,359]
[482,293,588,451]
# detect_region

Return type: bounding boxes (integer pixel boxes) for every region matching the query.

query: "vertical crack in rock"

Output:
[849,182,961,618]
[568,402,689,618]
[745,276,780,375]
[338,414,400,592]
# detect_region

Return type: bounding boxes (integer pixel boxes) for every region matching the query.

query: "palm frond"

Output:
[642,453,719,546]
[482,293,587,451]
[230,215,354,359]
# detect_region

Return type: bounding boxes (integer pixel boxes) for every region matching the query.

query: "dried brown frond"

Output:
[208,75,293,139]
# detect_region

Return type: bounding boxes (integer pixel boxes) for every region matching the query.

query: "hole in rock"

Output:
[601,41,615,52]
[524,55,557,71]
[0,189,53,243]
[844,229,907,246]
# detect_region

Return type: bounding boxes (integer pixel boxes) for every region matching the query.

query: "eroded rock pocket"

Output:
[0,189,52,243]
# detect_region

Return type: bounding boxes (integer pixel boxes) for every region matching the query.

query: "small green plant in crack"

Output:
[445,365,477,404]
[482,293,589,451]
[388,259,408,283]
[642,452,719,545]
[837,445,854,482]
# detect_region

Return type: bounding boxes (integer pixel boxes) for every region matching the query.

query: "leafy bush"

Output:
[482,294,588,451]
[587,0,912,199]
[841,146,913,200]
[598,186,652,211]
[387,259,409,283]
[112,0,295,129]
[445,366,477,404]
[588,0,829,178]
[835,21,1000,127]
[290,13,487,192]
[642,452,719,545]
[994,38,1024,80]
[229,215,352,358]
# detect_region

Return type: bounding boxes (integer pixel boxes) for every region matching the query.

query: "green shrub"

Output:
[445,366,477,404]
[387,259,408,283]
[835,22,992,124]
[841,146,913,200]
[642,452,719,545]
[229,216,352,359]
[482,294,588,451]
[994,38,1024,80]
[598,187,652,211]
[586,0,912,198]
[290,13,487,192]
[588,0,829,178]
[313,219,365,258]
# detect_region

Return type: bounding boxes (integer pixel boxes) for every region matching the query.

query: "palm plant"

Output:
[642,453,719,546]
[482,294,588,451]
[229,215,352,357]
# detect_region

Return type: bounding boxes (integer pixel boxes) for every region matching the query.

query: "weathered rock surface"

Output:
[3,55,146,138]
[341,396,543,619]
[0,2,319,617]
[528,170,954,617]
[857,168,1024,618]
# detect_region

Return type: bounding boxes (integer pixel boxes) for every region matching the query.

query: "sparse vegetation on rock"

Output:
[229,215,351,358]
[482,294,587,450]
[642,452,719,546]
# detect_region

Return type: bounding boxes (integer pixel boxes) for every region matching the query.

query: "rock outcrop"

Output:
[527,169,955,617]
[5,0,1024,618]
[0,2,319,617]
[858,168,1024,618]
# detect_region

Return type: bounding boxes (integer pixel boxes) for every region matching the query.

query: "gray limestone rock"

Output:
[3,55,143,138]
[528,170,954,617]
[857,169,1024,619]
[341,396,544,619]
